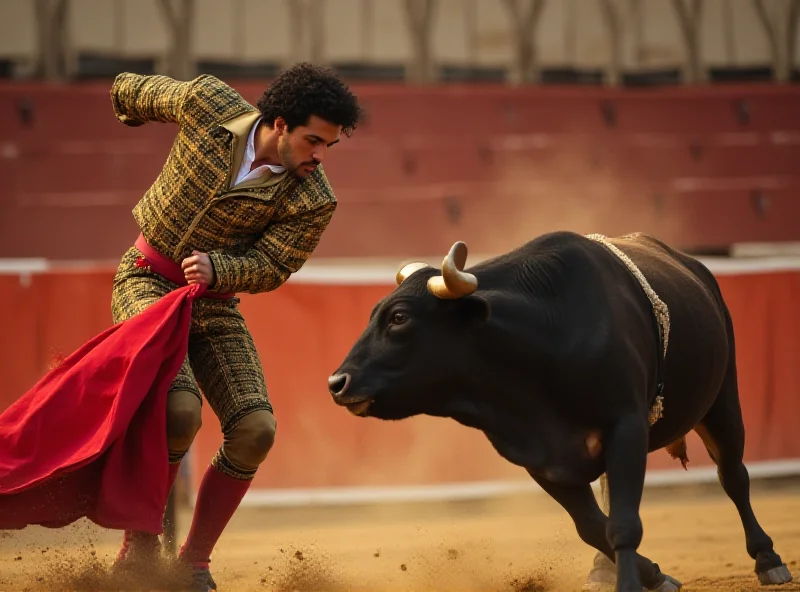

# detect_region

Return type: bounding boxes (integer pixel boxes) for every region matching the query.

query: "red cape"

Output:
[0,283,205,534]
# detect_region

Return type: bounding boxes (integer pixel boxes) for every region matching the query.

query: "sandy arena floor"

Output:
[1,479,799,592]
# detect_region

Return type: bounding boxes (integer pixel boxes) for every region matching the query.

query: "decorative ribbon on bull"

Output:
[395,236,669,427]
[585,234,669,427]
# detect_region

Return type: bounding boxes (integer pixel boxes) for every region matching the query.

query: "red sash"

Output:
[134,233,234,300]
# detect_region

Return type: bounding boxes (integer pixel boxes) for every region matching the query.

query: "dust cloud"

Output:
[2,455,799,592]
[3,485,800,591]
[462,131,687,260]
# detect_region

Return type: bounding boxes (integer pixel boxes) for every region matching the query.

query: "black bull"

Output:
[327,231,793,592]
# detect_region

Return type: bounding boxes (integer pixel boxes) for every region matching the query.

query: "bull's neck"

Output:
[432,394,551,471]
[427,304,557,469]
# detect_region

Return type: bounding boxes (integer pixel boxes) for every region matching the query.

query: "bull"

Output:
[327,231,793,592]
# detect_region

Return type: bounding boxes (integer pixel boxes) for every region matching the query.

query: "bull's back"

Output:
[606,233,726,326]
[604,233,732,442]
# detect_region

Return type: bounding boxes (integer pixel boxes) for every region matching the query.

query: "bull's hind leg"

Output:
[530,474,682,592]
[695,347,793,586]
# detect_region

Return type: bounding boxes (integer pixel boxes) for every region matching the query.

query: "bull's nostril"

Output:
[328,373,351,396]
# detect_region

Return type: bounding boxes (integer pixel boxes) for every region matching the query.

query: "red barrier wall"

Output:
[1,82,800,262]
[1,261,799,495]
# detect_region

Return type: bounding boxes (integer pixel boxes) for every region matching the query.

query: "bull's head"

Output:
[327,241,491,421]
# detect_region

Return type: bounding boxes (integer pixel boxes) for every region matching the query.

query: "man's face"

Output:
[276,115,342,178]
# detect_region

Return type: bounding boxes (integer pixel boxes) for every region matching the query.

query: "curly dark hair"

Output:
[257,62,363,137]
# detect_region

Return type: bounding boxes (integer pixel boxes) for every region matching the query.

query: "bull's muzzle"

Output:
[328,373,372,416]
[328,373,351,397]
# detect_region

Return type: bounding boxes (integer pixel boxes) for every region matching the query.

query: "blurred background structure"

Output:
[1,0,800,550]
[1,0,799,85]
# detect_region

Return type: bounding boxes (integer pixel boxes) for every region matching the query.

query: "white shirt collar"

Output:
[233,116,286,187]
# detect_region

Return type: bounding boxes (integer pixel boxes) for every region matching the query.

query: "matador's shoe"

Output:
[110,534,165,587]
[187,564,218,592]
[112,539,217,591]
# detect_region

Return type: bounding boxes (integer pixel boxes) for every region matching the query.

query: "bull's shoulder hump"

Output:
[598,236,724,316]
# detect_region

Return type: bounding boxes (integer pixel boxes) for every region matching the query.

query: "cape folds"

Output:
[0,283,204,534]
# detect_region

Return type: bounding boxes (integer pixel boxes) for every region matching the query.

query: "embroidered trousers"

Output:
[111,245,275,479]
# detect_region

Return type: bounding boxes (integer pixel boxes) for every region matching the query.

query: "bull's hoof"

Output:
[757,564,793,586]
[649,574,682,591]
[581,579,614,592]
[581,577,615,592]
[582,552,616,591]
[581,577,681,592]
[581,553,682,592]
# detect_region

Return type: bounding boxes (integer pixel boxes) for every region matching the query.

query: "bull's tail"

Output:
[665,437,689,470]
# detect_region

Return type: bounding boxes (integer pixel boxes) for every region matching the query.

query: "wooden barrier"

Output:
[1,257,799,506]
[2,82,800,261]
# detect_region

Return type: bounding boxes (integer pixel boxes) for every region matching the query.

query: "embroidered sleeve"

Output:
[109,72,210,127]
[207,200,336,294]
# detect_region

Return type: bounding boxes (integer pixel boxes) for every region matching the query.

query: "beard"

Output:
[278,140,319,178]
[277,140,298,173]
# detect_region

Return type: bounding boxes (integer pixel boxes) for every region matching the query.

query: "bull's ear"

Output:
[457,295,491,323]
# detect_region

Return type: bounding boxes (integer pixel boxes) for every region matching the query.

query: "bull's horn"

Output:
[427,241,478,299]
[396,262,431,285]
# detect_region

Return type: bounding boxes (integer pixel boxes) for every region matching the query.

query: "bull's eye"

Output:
[390,312,408,325]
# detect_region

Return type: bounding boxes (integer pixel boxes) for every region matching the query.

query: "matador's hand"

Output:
[181,250,216,286]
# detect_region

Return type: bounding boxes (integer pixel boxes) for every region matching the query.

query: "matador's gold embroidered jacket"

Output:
[110,72,337,294]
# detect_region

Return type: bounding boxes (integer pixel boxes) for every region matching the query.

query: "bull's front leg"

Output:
[529,473,679,592]
[583,474,617,591]
[584,475,681,591]
[529,471,681,592]
[603,414,652,592]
